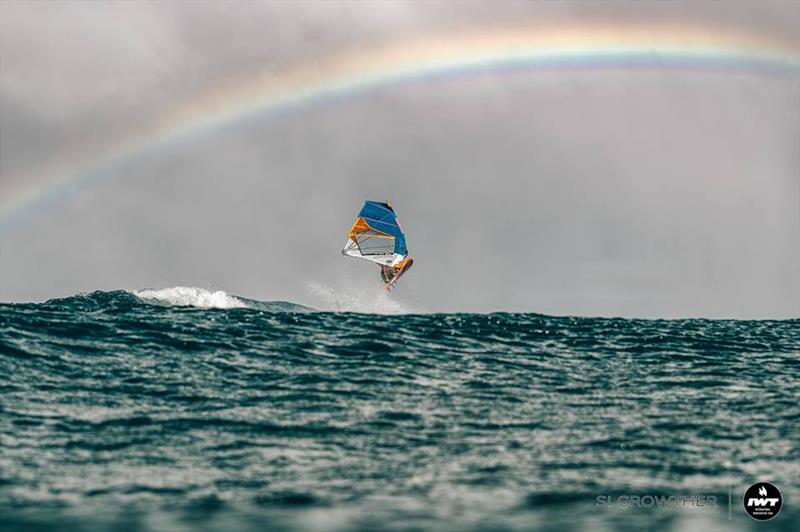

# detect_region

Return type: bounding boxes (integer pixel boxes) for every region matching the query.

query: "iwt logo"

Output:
[743,482,782,521]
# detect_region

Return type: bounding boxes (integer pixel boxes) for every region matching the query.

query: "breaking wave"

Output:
[134,286,247,309]
[41,288,314,313]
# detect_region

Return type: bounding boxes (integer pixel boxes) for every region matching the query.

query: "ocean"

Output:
[1,287,798,532]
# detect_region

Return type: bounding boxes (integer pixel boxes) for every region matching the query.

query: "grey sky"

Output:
[1,0,798,317]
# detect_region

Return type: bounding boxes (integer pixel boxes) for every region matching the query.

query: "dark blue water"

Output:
[1,289,798,531]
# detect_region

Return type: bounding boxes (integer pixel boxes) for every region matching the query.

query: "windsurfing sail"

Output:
[342,201,408,267]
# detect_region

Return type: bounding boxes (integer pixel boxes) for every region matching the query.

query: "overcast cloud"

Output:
[1,0,798,317]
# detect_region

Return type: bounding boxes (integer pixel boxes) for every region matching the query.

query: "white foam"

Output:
[307,281,419,315]
[134,286,246,309]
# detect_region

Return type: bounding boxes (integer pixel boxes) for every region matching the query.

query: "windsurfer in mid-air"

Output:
[379,257,413,289]
[342,200,414,290]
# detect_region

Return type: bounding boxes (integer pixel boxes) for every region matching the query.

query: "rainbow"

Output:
[2,22,798,233]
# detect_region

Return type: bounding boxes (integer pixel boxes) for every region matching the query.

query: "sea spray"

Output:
[307,281,421,314]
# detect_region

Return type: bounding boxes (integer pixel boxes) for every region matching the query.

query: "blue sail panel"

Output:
[357,201,407,256]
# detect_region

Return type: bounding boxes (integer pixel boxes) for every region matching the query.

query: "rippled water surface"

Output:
[1,290,798,531]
